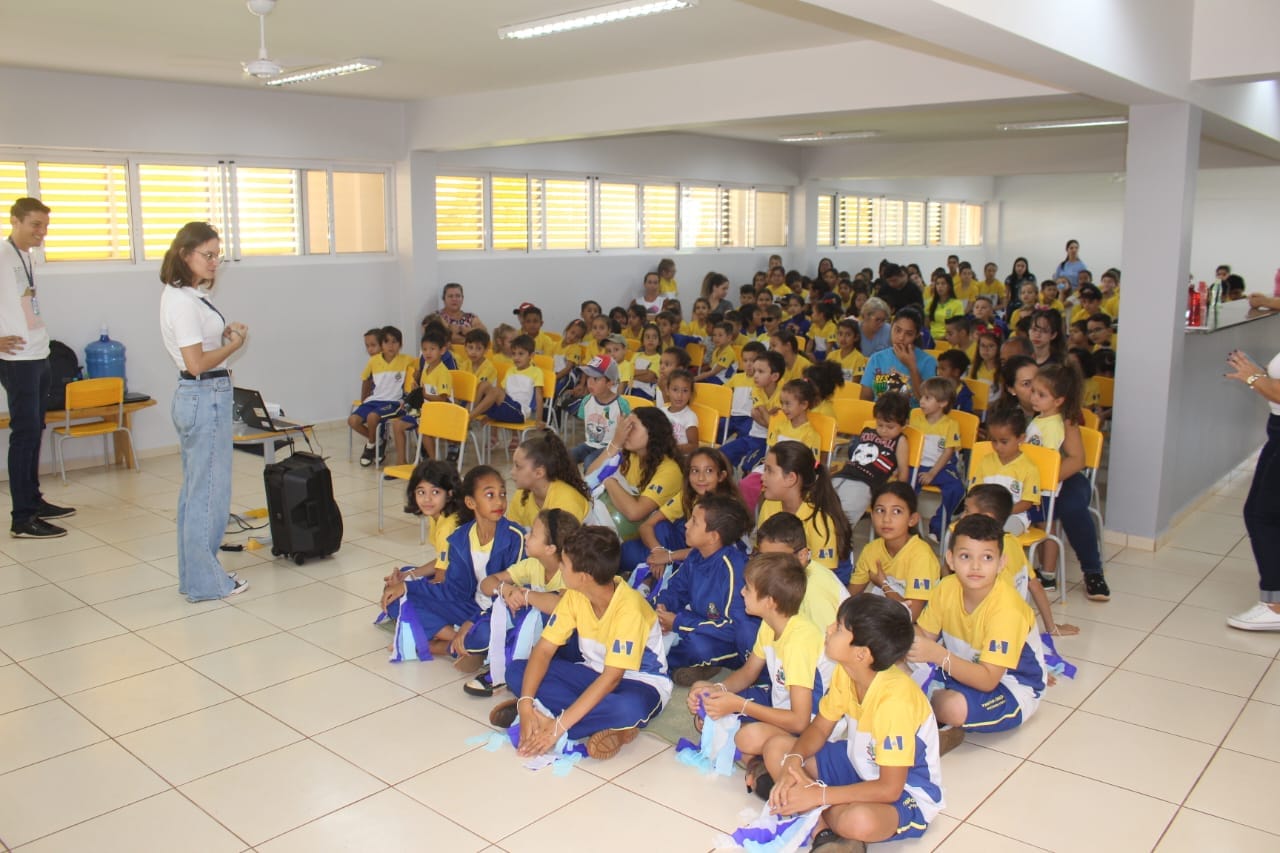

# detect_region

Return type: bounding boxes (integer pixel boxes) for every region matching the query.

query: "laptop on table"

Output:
[233,387,308,432]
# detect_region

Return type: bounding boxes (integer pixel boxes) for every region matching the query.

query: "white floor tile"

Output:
[0,606,126,660]
[1121,634,1271,697]
[64,662,233,736]
[138,605,279,660]
[244,661,414,735]
[503,783,718,853]
[937,743,1023,820]
[0,698,106,774]
[1081,669,1246,743]
[188,632,342,694]
[0,662,55,713]
[234,583,369,630]
[1222,700,1280,763]
[935,823,1046,852]
[1155,808,1280,852]
[1186,749,1280,835]
[17,789,246,853]
[95,586,226,631]
[23,544,146,583]
[21,632,176,694]
[56,561,174,604]
[0,563,47,594]
[0,584,82,627]
[1252,659,1280,705]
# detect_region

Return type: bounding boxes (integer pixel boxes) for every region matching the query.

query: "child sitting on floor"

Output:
[755,512,849,635]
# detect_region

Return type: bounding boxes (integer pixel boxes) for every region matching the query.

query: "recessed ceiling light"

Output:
[263,58,382,86]
[997,116,1128,131]
[499,0,697,40]
[778,131,882,143]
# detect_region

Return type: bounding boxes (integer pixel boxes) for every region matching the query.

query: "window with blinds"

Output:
[838,196,880,247]
[597,181,638,249]
[534,178,589,251]
[303,170,330,254]
[815,194,834,247]
[960,203,983,246]
[233,167,299,256]
[436,175,484,251]
[641,184,677,249]
[138,164,226,260]
[905,201,925,246]
[36,162,132,261]
[0,162,28,206]
[680,185,720,249]
[331,171,387,254]
[491,175,530,251]
[881,199,904,246]
[925,201,943,246]
[722,187,752,249]
[755,191,788,247]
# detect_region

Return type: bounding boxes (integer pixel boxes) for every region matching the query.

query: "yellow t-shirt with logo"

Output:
[809,320,838,356]
[623,455,684,509]
[782,354,813,385]
[851,535,940,602]
[1025,413,1064,452]
[908,410,961,469]
[361,353,416,403]
[748,384,782,439]
[766,413,822,455]
[800,559,849,632]
[757,500,844,570]
[418,361,454,401]
[967,451,1041,508]
[833,348,868,384]
[428,513,460,574]
[507,480,591,529]
[506,557,565,592]
[462,356,498,386]
[752,614,833,710]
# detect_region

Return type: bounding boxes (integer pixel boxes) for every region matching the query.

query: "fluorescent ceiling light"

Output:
[997,116,1128,131]
[778,131,881,143]
[499,0,697,40]
[264,58,382,87]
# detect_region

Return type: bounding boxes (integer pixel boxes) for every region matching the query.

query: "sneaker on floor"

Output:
[1036,570,1058,591]
[1083,573,1111,601]
[810,828,866,853]
[223,578,249,598]
[489,698,518,729]
[1227,602,1280,632]
[673,665,722,688]
[10,518,67,539]
[34,501,76,520]
[938,725,966,756]
[586,726,638,760]
[359,445,376,467]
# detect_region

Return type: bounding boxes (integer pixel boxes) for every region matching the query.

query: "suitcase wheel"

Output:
[294,554,306,566]
[271,548,282,557]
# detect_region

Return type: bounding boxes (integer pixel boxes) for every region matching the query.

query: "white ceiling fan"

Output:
[241,0,380,88]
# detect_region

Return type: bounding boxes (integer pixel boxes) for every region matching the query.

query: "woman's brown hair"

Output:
[160,221,219,288]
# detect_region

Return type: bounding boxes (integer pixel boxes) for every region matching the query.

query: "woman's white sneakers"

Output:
[1227,602,1280,631]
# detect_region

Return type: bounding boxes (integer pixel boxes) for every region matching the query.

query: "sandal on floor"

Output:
[463,671,505,698]
[744,755,774,800]
[810,829,866,853]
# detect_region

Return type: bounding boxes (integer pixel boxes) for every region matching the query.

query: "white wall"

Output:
[0,68,407,469]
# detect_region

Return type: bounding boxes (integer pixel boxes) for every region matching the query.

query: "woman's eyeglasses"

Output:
[193,250,224,263]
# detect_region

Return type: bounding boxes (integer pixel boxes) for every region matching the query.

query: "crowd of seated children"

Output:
[585,408,685,543]
[569,355,630,467]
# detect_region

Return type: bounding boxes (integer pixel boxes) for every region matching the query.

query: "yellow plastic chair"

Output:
[833,398,876,457]
[691,402,720,448]
[481,361,557,461]
[686,342,707,368]
[962,378,990,419]
[1080,408,1100,430]
[794,335,808,353]
[970,440,1067,601]
[1094,376,1115,408]
[833,382,863,400]
[622,394,655,410]
[447,369,486,466]
[807,411,837,466]
[1080,425,1106,550]
[543,331,562,346]
[52,377,138,483]
[693,382,732,444]
[379,402,472,536]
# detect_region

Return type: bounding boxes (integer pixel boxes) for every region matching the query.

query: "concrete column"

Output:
[1107,103,1201,543]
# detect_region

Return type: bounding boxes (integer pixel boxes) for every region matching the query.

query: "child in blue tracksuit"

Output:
[390,465,526,663]
[655,494,757,680]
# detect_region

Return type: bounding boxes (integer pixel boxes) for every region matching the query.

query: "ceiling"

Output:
[0,0,876,101]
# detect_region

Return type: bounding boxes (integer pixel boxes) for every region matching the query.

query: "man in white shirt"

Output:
[1,198,75,538]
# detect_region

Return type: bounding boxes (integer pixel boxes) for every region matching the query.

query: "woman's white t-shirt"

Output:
[160,285,226,373]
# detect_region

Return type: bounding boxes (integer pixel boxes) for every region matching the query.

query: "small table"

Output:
[232,422,316,465]
[0,398,157,469]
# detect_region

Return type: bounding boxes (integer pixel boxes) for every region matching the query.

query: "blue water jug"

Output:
[85,325,127,391]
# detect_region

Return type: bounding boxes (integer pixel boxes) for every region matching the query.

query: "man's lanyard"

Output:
[7,237,33,293]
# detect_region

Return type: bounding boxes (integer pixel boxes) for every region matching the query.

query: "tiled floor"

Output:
[0,427,1278,851]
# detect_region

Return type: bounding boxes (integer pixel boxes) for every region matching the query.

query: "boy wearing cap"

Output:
[571,354,632,467]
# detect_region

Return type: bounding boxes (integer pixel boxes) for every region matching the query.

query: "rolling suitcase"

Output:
[263,452,343,565]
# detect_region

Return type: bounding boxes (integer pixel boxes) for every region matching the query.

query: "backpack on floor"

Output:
[46,340,84,411]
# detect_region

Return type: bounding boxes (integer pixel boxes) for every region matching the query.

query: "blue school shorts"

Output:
[940,677,1025,732]
[814,741,929,840]
[487,396,529,424]
[353,399,402,420]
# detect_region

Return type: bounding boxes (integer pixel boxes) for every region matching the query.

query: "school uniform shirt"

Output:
[616,357,635,387]
[504,364,544,419]
[656,544,749,640]
[972,363,997,385]
[578,394,631,450]
[528,331,555,356]
[507,480,591,530]
[1025,413,1064,452]
[813,398,835,419]
[680,320,709,340]
[1102,292,1120,319]
[553,341,588,374]
[362,353,417,403]
[462,356,498,386]
[917,574,1047,716]
[428,513,460,574]
[766,413,822,455]
[927,298,966,341]
[707,346,737,383]
[979,279,1006,303]
[542,580,672,706]
[1038,298,1066,313]
[782,354,813,385]
[659,276,679,296]
[967,451,1041,508]
[418,361,454,401]
[834,429,900,487]
[800,559,850,633]
[757,500,843,570]
[748,385,782,439]
[623,455,684,509]
[631,352,661,398]
[506,557,565,593]
[809,320,837,356]
[1069,305,1092,325]
[664,405,700,446]
[753,614,834,709]
[442,518,527,614]
[860,347,937,402]
[1000,534,1031,601]
[852,535,940,603]
[656,490,686,524]
[817,665,945,824]
[909,410,961,469]
[833,348,869,384]
[727,373,756,417]
[767,283,791,301]
[1081,377,1100,409]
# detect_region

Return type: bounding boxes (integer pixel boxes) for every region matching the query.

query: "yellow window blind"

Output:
[753,191,787,247]
[905,201,925,246]
[641,184,677,249]
[881,199,904,246]
[36,162,132,261]
[138,164,226,260]
[0,162,28,207]
[536,178,589,251]
[435,175,484,251]
[680,185,719,249]
[491,175,530,251]
[721,187,751,248]
[815,194,834,247]
[235,167,299,256]
[961,203,983,246]
[331,171,387,254]
[597,181,639,249]
[925,201,943,246]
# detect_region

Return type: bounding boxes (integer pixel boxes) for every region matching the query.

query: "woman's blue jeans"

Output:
[173,376,235,601]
